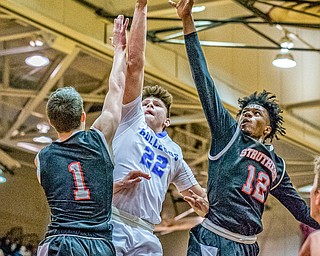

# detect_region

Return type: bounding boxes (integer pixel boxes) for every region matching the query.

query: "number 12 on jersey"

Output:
[242,165,270,203]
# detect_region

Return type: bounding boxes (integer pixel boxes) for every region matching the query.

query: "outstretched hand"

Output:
[168,0,194,19]
[184,189,209,217]
[113,170,151,193]
[110,15,129,48]
[137,0,147,7]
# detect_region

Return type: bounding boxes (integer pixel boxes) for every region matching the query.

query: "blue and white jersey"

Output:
[112,96,198,224]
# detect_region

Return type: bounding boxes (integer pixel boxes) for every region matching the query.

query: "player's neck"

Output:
[57,129,81,142]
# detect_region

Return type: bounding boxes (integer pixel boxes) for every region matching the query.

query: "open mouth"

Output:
[240,118,251,127]
[241,118,250,125]
[145,110,154,116]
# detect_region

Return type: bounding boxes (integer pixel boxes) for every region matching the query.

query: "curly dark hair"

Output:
[237,90,286,141]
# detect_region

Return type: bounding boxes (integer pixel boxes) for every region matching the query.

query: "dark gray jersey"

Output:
[38,129,114,239]
[185,32,320,236]
[206,127,284,235]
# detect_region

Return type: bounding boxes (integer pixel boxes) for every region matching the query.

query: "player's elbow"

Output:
[127,55,145,72]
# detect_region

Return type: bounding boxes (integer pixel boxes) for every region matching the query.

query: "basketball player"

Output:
[35,15,128,256]
[110,0,207,255]
[299,157,320,256]
[170,0,320,255]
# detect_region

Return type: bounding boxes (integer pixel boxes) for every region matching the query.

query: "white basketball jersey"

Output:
[112,96,198,224]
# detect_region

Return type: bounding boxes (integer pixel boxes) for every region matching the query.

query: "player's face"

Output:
[310,173,320,223]
[142,96,170,133]
[238,104,271,142]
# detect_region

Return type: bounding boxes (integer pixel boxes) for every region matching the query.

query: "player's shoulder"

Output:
[163,134,183,154]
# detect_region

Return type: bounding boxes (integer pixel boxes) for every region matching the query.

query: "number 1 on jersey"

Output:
[68,162,91,200]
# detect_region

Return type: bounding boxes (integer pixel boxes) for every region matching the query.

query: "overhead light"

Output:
[272,49,296,69]
[37,122,51,133]
[17,142,42,153]
[29,34,45,47]
[33,136,52,144]
[0,169,6,184]
[297,184,313,193]
[192,6,206,13]
[280,35,294,49]
[0,176,6,184]
[25,55,50,67]
[194,21,212,27]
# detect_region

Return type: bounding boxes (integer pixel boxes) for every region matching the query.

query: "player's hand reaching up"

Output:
[113,170,151,194]
[137,0,147,8]
[110,15,129,48]
[168,0,194,19]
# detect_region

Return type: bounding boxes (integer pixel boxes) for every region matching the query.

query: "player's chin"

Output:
[145,115,153,121]
[145,117,156,127]
[241,128,252,136]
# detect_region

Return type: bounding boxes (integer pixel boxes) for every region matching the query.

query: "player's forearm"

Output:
[127,3,146,73]
[110,46,127,91]
[184,32,232,136]
[113,180,125,194]
[123,3,147,104]
[102,46,127,113]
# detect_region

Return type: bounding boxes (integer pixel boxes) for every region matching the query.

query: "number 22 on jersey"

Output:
[140,146,168,178]
[68,162,91,200]
[242,164,270,203]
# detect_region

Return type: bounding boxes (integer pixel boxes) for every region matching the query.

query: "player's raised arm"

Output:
[92,15,128,144]
[123,0,147,104]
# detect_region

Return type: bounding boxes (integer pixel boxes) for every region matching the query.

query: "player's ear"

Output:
[81,111,86,122]
[315,189,320,206]
[263,125,272,137]
[164,118,171,129]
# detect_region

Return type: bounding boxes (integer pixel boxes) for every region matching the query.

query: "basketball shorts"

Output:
[110,217,162,256]
[187,224,259,256]
[37,234,115,256]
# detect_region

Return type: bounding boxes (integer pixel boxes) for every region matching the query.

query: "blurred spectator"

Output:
[299,157,320,256]
[0,227,38,256]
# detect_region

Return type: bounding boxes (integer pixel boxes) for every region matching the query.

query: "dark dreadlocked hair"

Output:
[237,90,286,142]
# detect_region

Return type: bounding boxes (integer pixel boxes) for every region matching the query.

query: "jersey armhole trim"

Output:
[208,126,240,161]
[270,157,286,191]
[35,153,41,184]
